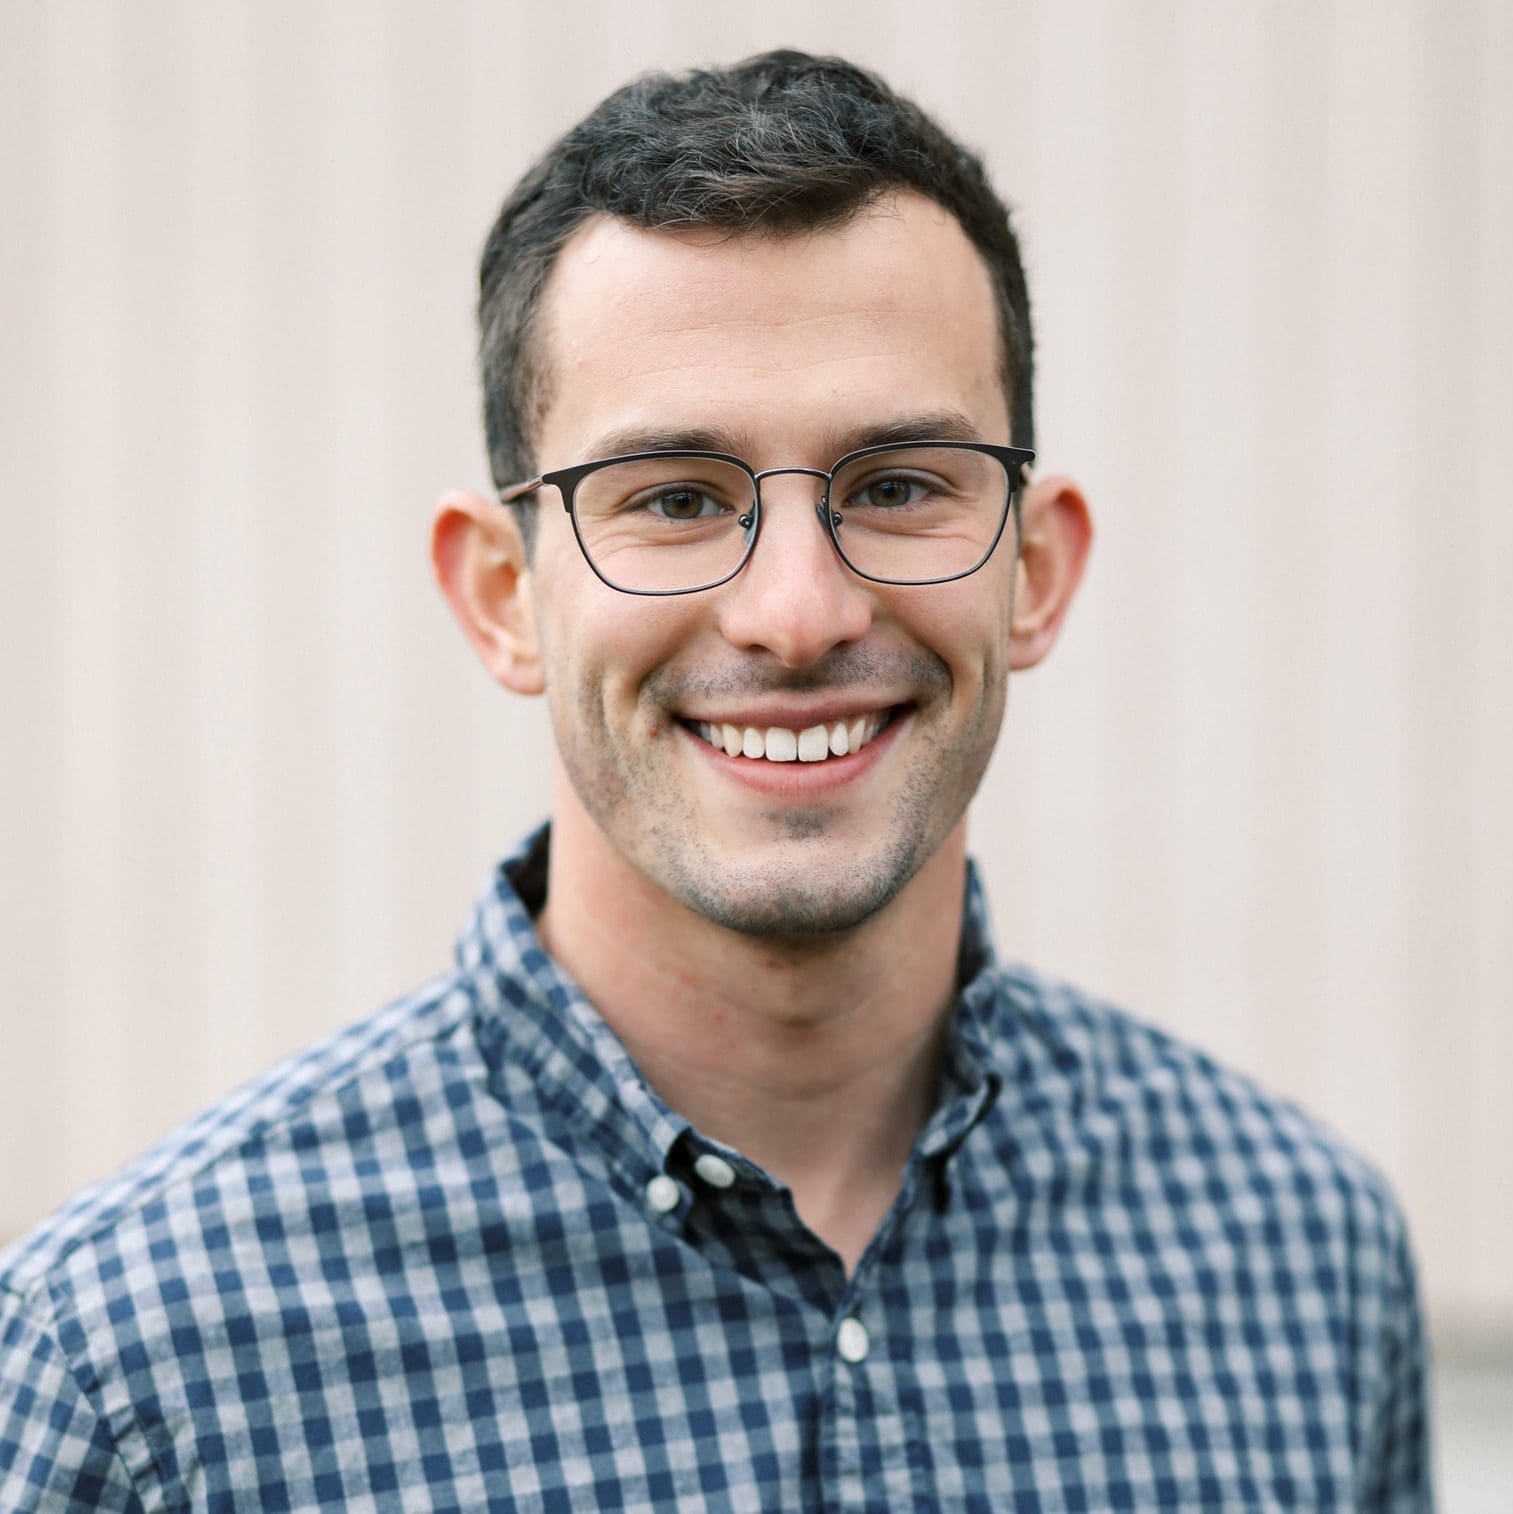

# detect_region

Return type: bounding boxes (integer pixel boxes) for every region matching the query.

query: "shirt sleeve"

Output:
[0,1285,146,1513]
[1359,1222,1433,1512]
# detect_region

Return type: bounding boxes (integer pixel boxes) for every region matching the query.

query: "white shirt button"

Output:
[836,1316,870,1363]
[645,1175,681,1214]
[692,1153,736,1189]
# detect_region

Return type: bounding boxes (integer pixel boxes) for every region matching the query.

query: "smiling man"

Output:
[1,51,1429,1512]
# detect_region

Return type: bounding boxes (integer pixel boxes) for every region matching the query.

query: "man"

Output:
[1,50,1428,1511]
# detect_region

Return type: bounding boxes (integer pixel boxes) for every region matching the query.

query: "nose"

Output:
[714,472,874,668]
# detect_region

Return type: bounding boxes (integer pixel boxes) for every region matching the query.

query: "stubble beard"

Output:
[551,650,1004,940]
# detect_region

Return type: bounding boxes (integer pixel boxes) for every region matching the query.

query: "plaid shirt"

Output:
[1,827,1430,1510]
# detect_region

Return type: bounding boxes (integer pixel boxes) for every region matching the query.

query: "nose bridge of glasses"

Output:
[749,465,836,533]
[751,465,831,499]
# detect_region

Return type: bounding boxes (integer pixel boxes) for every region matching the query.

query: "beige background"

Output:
[2,0,1509,1449]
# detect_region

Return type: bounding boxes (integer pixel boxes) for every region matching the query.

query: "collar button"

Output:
[692,1153,737,1189]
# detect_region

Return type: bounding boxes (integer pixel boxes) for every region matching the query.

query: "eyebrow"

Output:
[824,410,985,454]
[583,423,749,460]
[581,409,989,466]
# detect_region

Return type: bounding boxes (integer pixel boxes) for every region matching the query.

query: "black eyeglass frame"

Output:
[498,440,1037,597]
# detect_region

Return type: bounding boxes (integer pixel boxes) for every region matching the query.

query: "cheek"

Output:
[536,582,703,727]
[903,577,1014,690]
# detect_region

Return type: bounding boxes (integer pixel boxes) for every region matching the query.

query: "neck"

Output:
[536,784,968,1272]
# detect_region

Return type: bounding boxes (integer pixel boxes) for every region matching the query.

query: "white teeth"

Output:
[691,712,890,762]
[797,725,829,762]
[764,727,798,762]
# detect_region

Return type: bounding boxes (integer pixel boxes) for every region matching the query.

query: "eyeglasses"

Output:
[498,441,1035,596]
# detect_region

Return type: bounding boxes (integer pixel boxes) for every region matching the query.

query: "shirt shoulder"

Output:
[978,960,1411,1250]
[959,960,1431,1505]
[0,972,496,1505]
[0,971,472,1306]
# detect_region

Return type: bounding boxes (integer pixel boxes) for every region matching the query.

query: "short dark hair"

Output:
[478,50,1034,513]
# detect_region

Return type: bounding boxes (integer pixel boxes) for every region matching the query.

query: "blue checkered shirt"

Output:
[1,827,1430,1510]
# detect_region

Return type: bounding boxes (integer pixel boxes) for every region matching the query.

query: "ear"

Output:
[430,490,545,695]
[1009,473,1093,671]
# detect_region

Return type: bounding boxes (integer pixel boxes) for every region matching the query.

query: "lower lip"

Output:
[680,711,907,798]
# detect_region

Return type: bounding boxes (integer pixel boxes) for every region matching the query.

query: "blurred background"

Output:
[2,0,1508,1503]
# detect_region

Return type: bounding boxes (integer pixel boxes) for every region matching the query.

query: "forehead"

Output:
[531,192,1008,465]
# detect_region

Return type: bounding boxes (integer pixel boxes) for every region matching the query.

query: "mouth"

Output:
[682,708,899,764]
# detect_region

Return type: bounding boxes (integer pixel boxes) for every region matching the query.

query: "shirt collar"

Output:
[456,825,691,1192]
[456,823,1009,1186]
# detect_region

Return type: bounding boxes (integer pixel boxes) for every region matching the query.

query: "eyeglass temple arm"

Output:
[498,477,544,504]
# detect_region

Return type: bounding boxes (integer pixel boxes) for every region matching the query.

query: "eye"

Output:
[644,487,727,521]
[850,475,929,511]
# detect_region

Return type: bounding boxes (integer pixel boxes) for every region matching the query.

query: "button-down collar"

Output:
[456,825,1008,1223]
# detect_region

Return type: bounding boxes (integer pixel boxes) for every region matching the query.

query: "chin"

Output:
[652,831,927,938]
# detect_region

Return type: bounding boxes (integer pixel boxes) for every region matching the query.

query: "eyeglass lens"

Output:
[570,446,1013,593]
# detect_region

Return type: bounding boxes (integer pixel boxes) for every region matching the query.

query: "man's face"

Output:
[524,192,1018,936]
